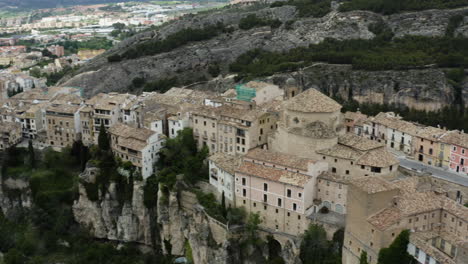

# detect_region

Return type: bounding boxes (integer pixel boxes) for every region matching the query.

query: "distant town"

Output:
[0,1,226,93]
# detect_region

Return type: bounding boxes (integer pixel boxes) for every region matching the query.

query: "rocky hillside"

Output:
[60,2,468,111]
[72,164,302,263]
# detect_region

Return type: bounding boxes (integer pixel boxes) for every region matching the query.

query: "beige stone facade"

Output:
[0,121,22,150]
[342,176,468,264]
[234,148,328,236]
[269,88,345,160]
[192,104,277,155]
[45,103,81,148]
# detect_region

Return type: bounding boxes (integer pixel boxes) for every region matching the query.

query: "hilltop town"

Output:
[0,79,467,264]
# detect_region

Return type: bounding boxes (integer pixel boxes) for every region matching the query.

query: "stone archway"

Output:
[267,235,284,264]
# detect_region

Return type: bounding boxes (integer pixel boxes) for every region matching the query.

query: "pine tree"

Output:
[28,140,35,169]
[221,191,227,218]
[359,251,369,264]
[98,123,110,152]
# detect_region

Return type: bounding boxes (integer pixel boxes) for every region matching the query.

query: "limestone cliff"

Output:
[72,165,154,247]
[157,186,302,264]
[70,165,302,263]
[0,177,32,218]
[60,4,468,112]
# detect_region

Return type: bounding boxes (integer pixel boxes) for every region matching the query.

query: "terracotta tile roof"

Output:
[108,122,155,142]
[367,207,402,230]
[415,126,446,141]
[344,111,367,121]
[208,152,241,175]
[46,103,80,114]
[317,171,349,184]
[245,148,315,171]
[283,89,341,113]
[350,176,398,194]
[339,133,383,151]
[439,130,468,149]
[356,147,399,167]
[410,232,456,264]
[317,144,363,160]
[367,177,468,231]
[236,161,311,187]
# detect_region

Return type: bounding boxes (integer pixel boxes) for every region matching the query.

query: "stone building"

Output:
[342,176,468,264]
[439,130,468,175]
[208,152,241,207]
[413,126,447,167]
[108,122,165,179]
[192,104,277,155]
[317,133,399,178]
[45,103,81,148]
[81,93,137,145]
[269,88,345,160]
[234,147,328,236]
[0,121,22,150]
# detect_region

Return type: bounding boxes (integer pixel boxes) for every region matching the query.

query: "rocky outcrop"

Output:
[61,4,468,102]
[269,64,461,111]
[0,177,32,218]
[72,165,153,247]
[157,185,302,264]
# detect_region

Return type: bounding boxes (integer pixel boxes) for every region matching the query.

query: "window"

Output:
[298,192,302,198]
[345,170,349,175]
[242,189,246,197]
[293,203,297,211]
[287,189,291,198]
[263,194,267,203]
[278,198,282,207]
[242,178,246,186]
[264,183,268,191]
[275,209,278,213]
[332,167,337,173]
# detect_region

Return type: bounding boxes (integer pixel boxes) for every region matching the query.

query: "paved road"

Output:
[398,158,468,187]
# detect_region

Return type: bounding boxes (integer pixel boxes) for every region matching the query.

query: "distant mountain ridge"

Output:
[0,0,141,9]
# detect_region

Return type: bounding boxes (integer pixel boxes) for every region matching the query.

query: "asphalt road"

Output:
[398,158,468,187]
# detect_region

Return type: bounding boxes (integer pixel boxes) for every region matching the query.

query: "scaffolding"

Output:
[235,84,256,102]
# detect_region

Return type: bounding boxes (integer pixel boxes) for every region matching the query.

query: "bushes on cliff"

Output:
[238,14,282,30]
[117,23,226,61]
[339,0,468,14]
[156,128,209,189]
[230,35,468,80]
[270,0,331,17]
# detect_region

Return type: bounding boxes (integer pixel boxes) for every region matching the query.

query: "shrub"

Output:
[238,14,282,30]
[208,64,221,77]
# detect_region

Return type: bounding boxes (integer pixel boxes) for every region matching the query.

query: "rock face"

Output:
[156,186,302,264]
[72,166,301,263]
[0,177,32,218]
[269,64,459,111]
[61,4,468,110]
[72,165,153,246]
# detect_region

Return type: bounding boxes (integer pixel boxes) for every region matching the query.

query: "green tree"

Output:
[299,224,342,264]
[378,230,414,264]
[221,191,227,218]
[98,123,110,152]
[359,251,369,264]
[28,140,35,169]
[246,212,261,240]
